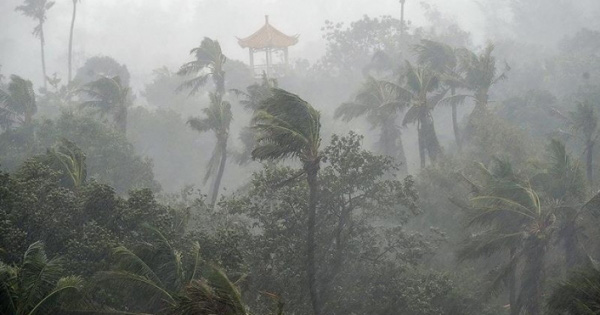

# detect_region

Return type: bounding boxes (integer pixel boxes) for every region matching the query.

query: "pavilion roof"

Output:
[238,16,299,49]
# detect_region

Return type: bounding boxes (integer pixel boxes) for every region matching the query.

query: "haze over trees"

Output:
[2,0,600,314]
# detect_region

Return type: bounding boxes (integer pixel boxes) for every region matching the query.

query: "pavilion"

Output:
[237,15,299,77]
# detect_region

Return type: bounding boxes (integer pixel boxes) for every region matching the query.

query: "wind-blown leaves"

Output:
[0,75,36,129]
[252,88,321,163]
[177,37,227,96]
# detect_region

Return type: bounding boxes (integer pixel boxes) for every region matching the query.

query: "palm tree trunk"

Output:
[400,0,406,36]
[68,0,77,85]
[564,221,578,269]
[523,240,546,315]
[210,139,228,208]
[115,106,127,135]
[586,140,594,185]
[39,22,48,90]
[508,248,518,315]
[423,116,442,163]
[380,121,407,174]
[417,121,426,168]
[451,88,461,151]
[305,161,321,315]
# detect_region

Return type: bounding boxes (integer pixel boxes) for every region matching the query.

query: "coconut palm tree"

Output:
[455,43,509,113]
[534,140,587,269]
[459,159,557,315]
[77,75,130,134]
[251,88,322,315]
[0,241,84,315]
[397,62,445,168]
[188,92,232,208]
[547,267,600,314]
[50,138,87,190]
[0,75,37,130]
[67,0,81,86]
[15,0,55,90]
[178,37,227,97]
[97,225,247,314]
[335,76,408,173]
[415,39,465,150]
[231,73,277,164]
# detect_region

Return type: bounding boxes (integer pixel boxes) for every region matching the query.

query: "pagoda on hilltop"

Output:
[238,15,298,77]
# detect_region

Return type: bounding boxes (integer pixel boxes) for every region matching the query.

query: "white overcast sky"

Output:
[0,0,484,89]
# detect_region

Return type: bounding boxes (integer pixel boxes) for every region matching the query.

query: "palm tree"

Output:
[547,267,600,314]
[251,88,322,315]
[415,39,465,150]
[335,76,408,173]
[0,241,83,315]
[459,159,557,315]
[97,225,247,314]
[67,0,81,86]
[0,75,37,130]
[230,74,277,165]
[535,140,587,269]
[77,75,130,134]
[455,43,509,113]
[170,269,248,315]
[188,92,232,208]
[50,138,87,190]
[178,37,227,96]
[552,102,598,184]
[15,0,55,90]
[398,62,445,168]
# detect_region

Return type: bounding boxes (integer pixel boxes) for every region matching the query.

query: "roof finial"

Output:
[265,15,269,24]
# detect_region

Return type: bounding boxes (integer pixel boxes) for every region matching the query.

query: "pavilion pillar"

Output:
[266,48,271,77]
[249,48,254,70]
[284,47,289,64]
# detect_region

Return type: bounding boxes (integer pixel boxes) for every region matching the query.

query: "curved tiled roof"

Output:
[238,16,299,49]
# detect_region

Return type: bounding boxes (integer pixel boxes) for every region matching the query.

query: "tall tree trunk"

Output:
[417,121,426,168]
[68,0,77,85]
[423,116,442,163]
[586,140,594,185]
[39,22,47,90]
[380,120,407,174]
[451,88,461,151]
[522,240,546,315]
[215,72,225,97]
[115,105,127,135]
[305,161,321,315]
[210,139,228,208]
[508,247,518,315]
[400,0,406,36]
[564,221,578,269]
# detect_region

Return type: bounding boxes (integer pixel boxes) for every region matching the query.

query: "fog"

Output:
[2,0,600,314]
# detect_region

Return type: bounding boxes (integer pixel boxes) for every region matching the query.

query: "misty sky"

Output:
[0,0,483,90]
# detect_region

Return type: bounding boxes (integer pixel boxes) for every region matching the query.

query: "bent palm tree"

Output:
[547,267,600,314]
[15,0,55,90]
[78,76,130,134]
[335,76,408,173]
[459,159,556,315]
[0,75,37,130]
[0,241,83,315]
[188,92,232,208]
[415,39,465,150]
[251,88,322,315]
[178,37,227,96]
[51,138,87,190]
[398,62,445,168]
[231,74,277,164]
[455,43,509,113]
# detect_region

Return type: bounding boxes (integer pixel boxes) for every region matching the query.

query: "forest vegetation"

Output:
[2,0,600,314]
